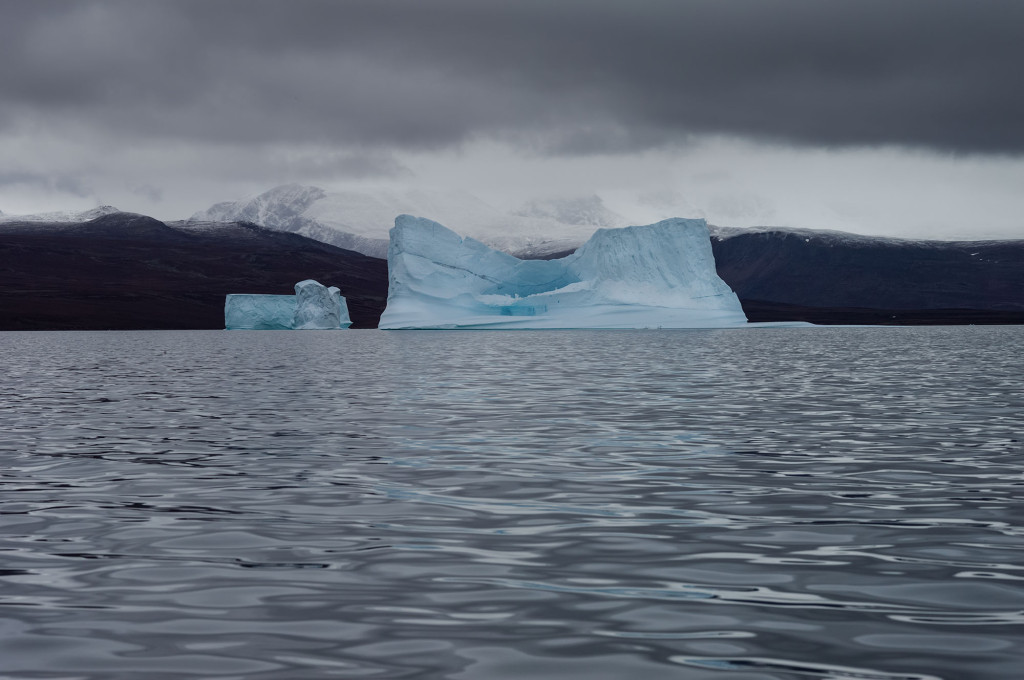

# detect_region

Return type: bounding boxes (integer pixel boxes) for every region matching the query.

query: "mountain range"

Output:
[2,186,1022,329]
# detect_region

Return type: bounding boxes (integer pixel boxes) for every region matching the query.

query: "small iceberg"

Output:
[225,279,352,330]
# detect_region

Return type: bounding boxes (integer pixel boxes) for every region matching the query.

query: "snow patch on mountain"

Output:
[199,184,327,228]
[0,205,122,225]
[706,224,1000,248]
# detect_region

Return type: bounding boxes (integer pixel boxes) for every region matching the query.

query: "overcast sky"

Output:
[2,0,1023,238]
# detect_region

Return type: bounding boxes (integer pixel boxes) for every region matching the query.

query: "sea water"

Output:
[1,327,1022,679]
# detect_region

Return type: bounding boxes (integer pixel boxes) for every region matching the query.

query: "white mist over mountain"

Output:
[190,184,627,257]
[5,136,1024,243]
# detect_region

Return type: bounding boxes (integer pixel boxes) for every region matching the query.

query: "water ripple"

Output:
[1,327,1022,679]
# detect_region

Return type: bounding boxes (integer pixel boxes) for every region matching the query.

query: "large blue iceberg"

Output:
[379,215,748,329]
[225,279,352,330]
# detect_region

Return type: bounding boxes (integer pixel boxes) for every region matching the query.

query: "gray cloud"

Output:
[2,0,1023,156]
[127,182,163,203]
[0,169,92,197]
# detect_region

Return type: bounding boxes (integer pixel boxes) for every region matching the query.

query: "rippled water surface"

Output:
[1,327,1023,679]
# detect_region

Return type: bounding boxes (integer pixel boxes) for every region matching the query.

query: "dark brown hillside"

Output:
[708,229,1024,324]
[0,214,388,330]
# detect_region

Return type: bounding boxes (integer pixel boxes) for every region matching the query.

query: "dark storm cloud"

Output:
[3,0,1023,155]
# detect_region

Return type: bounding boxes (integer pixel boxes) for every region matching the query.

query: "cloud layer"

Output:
[3,1,1024,238]
[4,0,1023,155]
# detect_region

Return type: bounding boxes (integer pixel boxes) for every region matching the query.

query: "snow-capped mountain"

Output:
[0,205,122,226]
[190,184,613,258]
[198,184,327,230]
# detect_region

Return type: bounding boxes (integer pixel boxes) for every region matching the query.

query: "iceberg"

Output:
[379,215,748,329]
[294,280,349,329]
[224,294,296,330]
[225,279,352,330]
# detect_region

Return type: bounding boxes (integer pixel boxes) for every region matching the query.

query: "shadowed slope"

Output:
[0,213,387,330]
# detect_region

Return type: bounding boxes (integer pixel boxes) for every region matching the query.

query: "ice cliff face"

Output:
[225,279,351,330]
[379,215,747,329]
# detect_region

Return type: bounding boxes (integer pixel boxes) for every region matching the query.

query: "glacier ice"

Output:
[378,215,748,329]
[225,279,352,330]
